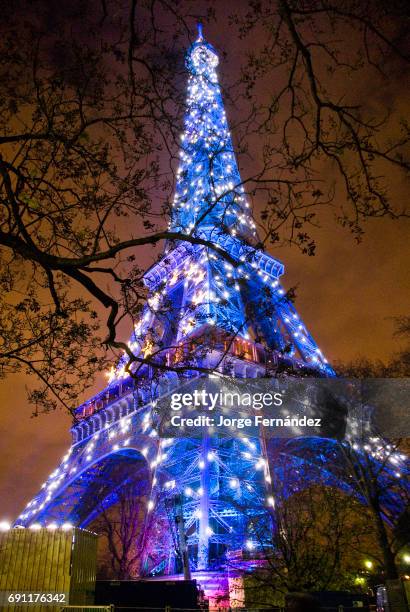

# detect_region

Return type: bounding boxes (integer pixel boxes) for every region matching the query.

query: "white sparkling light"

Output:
[0,521,11,531]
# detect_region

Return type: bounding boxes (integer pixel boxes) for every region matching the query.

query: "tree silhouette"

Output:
[0,0,408,412]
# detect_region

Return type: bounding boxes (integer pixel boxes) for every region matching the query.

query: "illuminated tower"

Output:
[15,25,347,604]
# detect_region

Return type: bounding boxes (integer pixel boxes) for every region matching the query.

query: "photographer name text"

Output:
[170,414,322,429]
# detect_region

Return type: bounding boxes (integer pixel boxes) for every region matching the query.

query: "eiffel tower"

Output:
[15,25,346,601]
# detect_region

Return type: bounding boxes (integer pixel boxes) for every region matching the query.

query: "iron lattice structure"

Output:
[16,28,408,582]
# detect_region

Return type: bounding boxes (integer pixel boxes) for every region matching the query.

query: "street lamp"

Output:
[364,560,373,570]
[0,521,10,531]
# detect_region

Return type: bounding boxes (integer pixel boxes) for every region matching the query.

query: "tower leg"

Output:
[198,436,210,570]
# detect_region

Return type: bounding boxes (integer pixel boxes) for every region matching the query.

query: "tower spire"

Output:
[170,28,257,241]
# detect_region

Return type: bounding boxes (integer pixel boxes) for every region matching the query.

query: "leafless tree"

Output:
[335,316,410,378]
[90,465,153,579]
[241,476,380,606]
[332,316,410,578]
[0,0,229,413]
[0,0,408,413]
[335,437,409,580]
[230,0,410,251]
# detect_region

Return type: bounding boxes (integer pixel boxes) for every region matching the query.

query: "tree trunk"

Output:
[373,511,398,579]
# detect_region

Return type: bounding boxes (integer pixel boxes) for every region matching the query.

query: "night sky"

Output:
[0,3,409,522]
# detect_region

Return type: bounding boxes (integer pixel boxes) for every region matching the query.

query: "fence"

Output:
[59,607,383,612]
[0,528,98,610]
[60,608,384,612]
[60,607,113,612]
